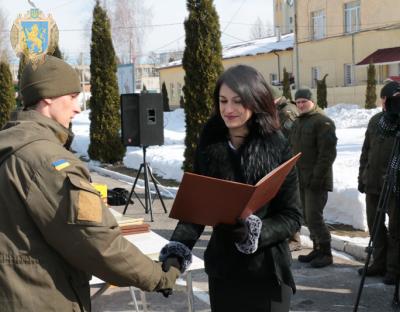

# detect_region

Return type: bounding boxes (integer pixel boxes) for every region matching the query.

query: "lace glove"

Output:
[234,214,262,254]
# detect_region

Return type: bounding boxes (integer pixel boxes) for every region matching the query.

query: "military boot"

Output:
[298,241,319,263]
[310,241,333,268]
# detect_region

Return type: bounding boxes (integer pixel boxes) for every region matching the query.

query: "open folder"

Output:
[169,153,301,226]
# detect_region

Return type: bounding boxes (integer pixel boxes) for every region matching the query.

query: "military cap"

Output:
[20,55,81,107]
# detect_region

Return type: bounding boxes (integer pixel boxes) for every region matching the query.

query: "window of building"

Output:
[311,10,325,40]
[311,67,320,88]
[344,1,360,34]
[177,83,182,97]
[344,64,354,86]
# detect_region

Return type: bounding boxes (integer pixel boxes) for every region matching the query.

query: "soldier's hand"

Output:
[155,262,180,297]
[162,256,182,272]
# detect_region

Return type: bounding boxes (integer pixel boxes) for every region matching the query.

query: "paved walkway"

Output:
[89,169,397,312]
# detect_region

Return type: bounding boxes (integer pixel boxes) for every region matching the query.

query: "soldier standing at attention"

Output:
[0,55,180,311]
[290,88,337,268]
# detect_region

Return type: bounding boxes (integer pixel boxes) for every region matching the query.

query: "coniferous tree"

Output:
[365,63,377,109]
[161,81,170,111]
[182,0,223,172]
[0,59,16,128]
[142,84,147,93]
[316,74,328,109]
[282,67,292,101]
[180,95,185,109]
[16,52,28,108]
[88,1,126,163]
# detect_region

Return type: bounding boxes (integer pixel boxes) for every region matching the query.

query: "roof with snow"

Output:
[158,33,294,69]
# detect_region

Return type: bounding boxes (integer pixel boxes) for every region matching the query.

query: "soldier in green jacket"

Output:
[0,56,180,311]
[272,87,299,138]
[357,81,400,285]
[290,88,337,268]
[271,86,302,251]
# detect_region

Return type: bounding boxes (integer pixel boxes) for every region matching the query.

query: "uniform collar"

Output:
[8,110,72,146]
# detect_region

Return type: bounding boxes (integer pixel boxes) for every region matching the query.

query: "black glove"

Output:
[217,218,249,243]
[156,262,180,298]
[162,256,182,272]
[158,288,173,298]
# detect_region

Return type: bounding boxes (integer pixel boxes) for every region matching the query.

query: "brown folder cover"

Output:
[169,153,301,226]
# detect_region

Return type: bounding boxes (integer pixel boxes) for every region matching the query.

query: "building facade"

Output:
[294,0,400,105]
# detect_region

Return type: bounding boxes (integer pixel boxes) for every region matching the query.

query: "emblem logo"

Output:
[10,8,59,66]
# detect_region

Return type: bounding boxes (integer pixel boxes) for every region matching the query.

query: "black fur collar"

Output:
[198,116,286,185]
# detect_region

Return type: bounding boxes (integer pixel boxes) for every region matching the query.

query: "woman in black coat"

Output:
[160,65,302,312]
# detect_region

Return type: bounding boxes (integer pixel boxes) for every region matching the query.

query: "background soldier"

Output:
[271,86,302,251]
[358,80,400,285]
[271,86,299,138]
[0,56,180,311]
[290,88,337,268]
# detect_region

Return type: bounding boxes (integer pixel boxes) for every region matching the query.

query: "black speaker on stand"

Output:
[120,93,167,222]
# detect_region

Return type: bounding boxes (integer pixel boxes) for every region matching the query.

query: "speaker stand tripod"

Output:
[122,146,167,222]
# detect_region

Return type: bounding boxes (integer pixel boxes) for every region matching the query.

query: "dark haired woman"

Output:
[160,64,302,311]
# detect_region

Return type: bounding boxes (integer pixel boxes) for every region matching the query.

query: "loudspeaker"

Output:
[120,93,164,146]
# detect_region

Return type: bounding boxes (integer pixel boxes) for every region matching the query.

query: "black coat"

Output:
[171,116,302,293]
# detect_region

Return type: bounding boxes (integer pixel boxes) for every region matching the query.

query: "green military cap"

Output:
[20,55,81,107]
[294,88,313,101]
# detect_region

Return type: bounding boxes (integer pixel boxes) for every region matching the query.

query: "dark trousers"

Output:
[300,186,331,244]
[208,277,292,312]
[366,193,399,274]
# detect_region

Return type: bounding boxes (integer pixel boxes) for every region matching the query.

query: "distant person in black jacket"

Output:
[160,65,302,312]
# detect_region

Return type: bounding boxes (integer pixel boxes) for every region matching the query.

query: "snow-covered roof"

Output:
[158,33,294,70]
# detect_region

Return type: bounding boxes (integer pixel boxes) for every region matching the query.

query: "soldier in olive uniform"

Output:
[271,86,302,251]
[271,87,299,138]
[0,56,180,311]
[358,81,400,285]
[290,88,337,268]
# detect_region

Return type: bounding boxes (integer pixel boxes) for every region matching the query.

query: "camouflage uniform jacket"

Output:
[277,97,299,137]
[0,111,166,312]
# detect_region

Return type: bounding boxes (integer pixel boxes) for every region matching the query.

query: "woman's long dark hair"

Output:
[212,64,280,136]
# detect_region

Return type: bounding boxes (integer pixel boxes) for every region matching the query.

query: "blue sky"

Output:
[1,0,273,63]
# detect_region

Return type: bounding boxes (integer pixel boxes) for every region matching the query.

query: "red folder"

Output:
[169,153,301,226]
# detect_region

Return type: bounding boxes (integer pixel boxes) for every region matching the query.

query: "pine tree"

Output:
[88,1,126,163]
[282,67,292,101]
[365,63,377,109]
[142,84,147,93]
[316,74,328,109]
[161,82,170,111]
[0,59,16,129]
[182,0,223,172]
[180,95,185,108]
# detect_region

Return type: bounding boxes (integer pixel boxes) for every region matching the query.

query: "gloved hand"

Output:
[155,262,180,298]
[217,218,249,243]
[162,256,182,272]
[358,182,365,194]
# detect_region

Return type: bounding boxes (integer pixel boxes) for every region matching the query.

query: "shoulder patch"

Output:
[52,159,71,171]
[77,191,103,223]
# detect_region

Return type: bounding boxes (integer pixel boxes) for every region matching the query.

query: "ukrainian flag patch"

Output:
[52,159,71,171]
